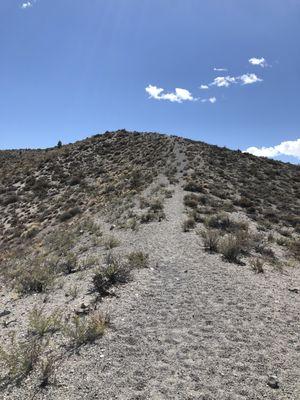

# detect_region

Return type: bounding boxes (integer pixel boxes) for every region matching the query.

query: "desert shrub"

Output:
[130,169,143,189]
[92,254,130,296]
[184,193,199,208]
[44,229,76,255]
[64,312,108,348]
[140,209,165,223]
[21,223,40,239]
[219,234,244,263]
[1,194,19,206]
[189,209,205,223]
[250,258,264,273]
[199,229,219,252]
[59,252,78,274]
[139,196,150,209]
[149,198,164,211]
[235,197,254,208]
[58,207,81,222]
[0,335,43,383]
[289,240,300,260]
[182,218,196,232]
[127,251,149,269]
[183,181,203,193]
[28,307,61,337]
[69,176,81,186]
[205,213,248,233]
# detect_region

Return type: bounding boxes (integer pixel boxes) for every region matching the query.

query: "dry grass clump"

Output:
[126,251,149,269]
[250,258,265,274]
[64,312,109,348]
[28,307,61,337]
[218,234,244,263]
[199,228,219,253]
[103,235,120,250]
[0,335,44,383]
[9,253,57,295]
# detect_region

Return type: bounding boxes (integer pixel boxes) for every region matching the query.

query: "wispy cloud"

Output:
[201,97,217,104]
[200,84,209,90]
[21,1,32,9]
[209,73,262,88]
[244,138,300,159]
[214,67,228,72]
[249,57,267,67]
[145,85,195,103]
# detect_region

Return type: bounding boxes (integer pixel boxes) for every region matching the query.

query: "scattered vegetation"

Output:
[64,312,109,348]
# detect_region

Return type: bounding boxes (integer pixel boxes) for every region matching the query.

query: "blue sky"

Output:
[0,0,299,162]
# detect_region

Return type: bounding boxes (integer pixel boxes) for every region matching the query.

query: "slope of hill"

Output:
[0,131,299,399]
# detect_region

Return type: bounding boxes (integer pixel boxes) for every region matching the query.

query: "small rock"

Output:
[267,376,279,389]
[74,303,90,315]
[288,288,299,294]
[0,310,11,318]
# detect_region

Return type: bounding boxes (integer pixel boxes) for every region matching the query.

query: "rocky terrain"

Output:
[0,130,299,399]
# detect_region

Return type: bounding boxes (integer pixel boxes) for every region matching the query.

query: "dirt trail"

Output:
[28,143,300,400]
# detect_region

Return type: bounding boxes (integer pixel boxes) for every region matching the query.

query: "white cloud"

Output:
[210,73,262,88]
[249,57,267,67]
[145,85,164,100]
[239,73,262,85]
[244,138,300,159]
[211,76,236,87]
[214,67,228,72]
[21,1,32,8]
[200,84,209,90]
[145,85,195,103]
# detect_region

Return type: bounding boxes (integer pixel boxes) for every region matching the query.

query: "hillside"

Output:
[0,130,299,400]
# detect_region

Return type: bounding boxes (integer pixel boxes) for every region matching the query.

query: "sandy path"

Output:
[37,173,300,400]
